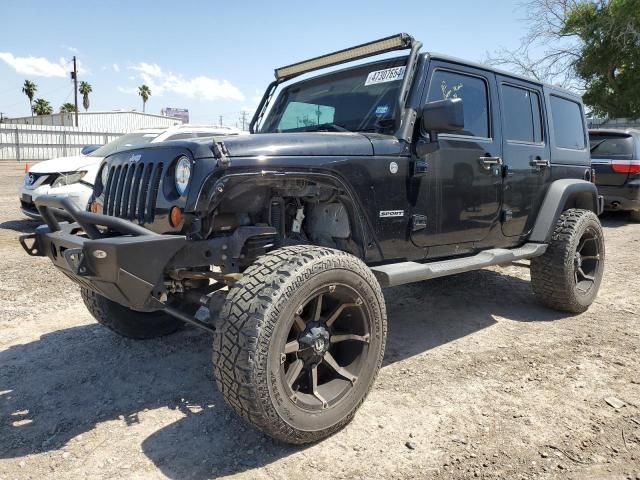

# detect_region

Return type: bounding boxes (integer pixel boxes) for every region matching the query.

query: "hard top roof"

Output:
[277,50,582,100]
[425,52,581,99]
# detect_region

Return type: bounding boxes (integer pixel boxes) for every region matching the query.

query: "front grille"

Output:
[103,161,164,223]
[25,173,56,188]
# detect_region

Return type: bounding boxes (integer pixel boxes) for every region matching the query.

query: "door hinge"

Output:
[413,159,428,176]
[501,209,513,222]
[411,214,427,231]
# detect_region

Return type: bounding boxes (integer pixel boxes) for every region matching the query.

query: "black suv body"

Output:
[590,128,640,219]
[22,34,605,444]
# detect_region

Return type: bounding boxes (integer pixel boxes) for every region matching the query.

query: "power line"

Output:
[239,111,248,131]
[0,83,74,112]
[71,56,78,126]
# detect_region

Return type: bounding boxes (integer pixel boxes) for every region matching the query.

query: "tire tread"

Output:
[212,246,386,444]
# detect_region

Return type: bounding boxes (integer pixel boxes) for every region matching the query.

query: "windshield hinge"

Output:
[212,141,230,168]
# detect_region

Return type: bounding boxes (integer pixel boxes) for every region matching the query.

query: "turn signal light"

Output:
[169,206,183,227]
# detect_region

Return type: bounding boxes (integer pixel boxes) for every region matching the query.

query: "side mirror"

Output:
[421,98,464,134]
[81,144,102,155]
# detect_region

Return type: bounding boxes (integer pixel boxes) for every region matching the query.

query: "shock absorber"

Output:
[269,197,285,245]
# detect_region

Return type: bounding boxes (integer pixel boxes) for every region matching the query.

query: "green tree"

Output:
[60,102,77,113]
[138,84,151,113]
[486,0,640,118]
[32,98,53,116]
[79,81,92,112]
[564,0,640,117]
[21,80,37,118]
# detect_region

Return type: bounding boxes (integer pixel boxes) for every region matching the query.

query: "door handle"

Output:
[478,155,502,170]
[530,157,550,168]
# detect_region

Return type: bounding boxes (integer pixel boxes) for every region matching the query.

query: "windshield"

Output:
[589,134,634,158]
[88,131,161,157]
[260,57,407,134]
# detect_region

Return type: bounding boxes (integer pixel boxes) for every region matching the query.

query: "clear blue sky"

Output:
[0,0,528,126]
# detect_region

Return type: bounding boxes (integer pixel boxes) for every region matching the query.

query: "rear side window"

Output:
[589,134,635,158]
[501,84,543,143]
[550,96,586,150]
[427,70,489,138]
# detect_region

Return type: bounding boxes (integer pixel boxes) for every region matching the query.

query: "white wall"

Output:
[0,124,122,161]
[4,111,183,133]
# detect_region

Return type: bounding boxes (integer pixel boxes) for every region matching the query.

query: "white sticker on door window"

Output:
[365,66,406,86]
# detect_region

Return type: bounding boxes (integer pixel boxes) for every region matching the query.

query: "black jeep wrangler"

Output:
[21,34,605,444]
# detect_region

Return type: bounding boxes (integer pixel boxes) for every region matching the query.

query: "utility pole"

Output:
[71,56,79,127]
[219,115,223,126]
[239,111,248,131]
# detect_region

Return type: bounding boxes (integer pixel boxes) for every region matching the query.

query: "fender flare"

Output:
[529,179,600,243]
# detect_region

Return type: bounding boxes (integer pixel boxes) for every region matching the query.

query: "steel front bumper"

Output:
[19,195,275,311]
[19,195,187,310]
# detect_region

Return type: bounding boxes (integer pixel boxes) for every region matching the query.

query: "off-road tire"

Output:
[530,209,605,313]
[212,246,387,444]
[629,210,640,222]
[81,288,183,339]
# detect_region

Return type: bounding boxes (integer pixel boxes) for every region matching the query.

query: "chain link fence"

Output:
[0,124,122,161]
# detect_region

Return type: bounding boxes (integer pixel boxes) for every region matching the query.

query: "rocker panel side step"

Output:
[371,243,548,287]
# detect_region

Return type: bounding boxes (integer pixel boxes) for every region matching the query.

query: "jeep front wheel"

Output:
[530,208,605,313]
[212,246,387,444]
[81,288,183,339]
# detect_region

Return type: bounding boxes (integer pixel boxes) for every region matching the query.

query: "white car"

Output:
[19,124,243,219]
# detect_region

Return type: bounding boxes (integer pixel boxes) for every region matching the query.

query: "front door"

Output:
[496,76,551,237]
[411,62,503,248]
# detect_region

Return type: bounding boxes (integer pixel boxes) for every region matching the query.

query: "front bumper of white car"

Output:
[20,178,94,220]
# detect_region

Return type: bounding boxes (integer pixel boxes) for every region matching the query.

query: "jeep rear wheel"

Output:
[212,246,387,444]
[530,209,605,313]
[81,288,183,339]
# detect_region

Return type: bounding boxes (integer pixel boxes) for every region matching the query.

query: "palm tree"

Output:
[22,80,37,118]
[79,81,92,112]
[138,84,151,113]
[60,102,77,113]
[32,98,53,116]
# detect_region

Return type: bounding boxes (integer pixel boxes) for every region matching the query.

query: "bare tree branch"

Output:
[484,0,586,90]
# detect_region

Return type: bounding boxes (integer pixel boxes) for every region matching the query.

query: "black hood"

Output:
[218,132,374,157]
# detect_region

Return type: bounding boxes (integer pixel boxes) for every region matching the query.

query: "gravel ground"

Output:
[0,161,639,480]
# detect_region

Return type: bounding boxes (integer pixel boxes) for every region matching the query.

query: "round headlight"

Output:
[175,156,191,196]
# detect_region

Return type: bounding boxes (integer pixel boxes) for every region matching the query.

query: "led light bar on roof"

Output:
[274,33,414,80]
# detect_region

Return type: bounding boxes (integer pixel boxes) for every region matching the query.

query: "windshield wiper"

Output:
[590,139,607,152]
[301,123,351,133]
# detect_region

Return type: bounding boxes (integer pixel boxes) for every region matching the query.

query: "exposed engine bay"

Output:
[207,178,362,266]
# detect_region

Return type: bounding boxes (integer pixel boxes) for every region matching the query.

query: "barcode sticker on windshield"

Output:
[365,66,406,86]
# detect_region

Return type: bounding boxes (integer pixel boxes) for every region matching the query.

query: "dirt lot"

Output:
[0,160,639,480]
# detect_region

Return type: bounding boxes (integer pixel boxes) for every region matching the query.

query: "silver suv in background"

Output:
[19,124,244,219]
[590,128,640,221]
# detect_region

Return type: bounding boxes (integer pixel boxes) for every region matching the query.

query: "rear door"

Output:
[496,76,550,237]
[589,132,636,186]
